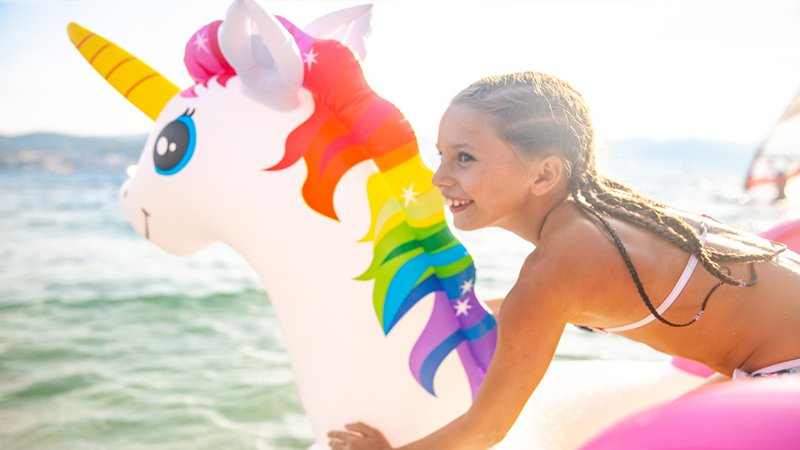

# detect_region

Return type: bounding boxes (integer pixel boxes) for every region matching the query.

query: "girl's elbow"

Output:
[484,428,509,448]
[460,410,512,448]
[478,424,511,448]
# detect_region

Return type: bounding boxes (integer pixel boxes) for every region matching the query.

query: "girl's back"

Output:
[553,202,800,376]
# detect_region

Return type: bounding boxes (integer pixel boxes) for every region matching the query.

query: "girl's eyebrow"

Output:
[436,142,474,152]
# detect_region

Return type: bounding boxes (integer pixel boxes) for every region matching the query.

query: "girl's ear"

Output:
[529,155,564,195]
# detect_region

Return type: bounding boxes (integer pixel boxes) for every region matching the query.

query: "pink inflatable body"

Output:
[670,356,715,378]
[760,218,800,253]
[579,378,800,450]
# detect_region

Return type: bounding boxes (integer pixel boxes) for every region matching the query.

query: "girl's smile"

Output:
[444,197,474,212]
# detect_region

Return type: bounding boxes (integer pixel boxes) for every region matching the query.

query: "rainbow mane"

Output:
[183,17,497,398]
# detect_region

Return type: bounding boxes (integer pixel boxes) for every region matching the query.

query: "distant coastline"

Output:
[0,132,147,173]
[0,132,755,174]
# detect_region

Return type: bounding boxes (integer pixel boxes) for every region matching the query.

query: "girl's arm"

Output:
[483,297,504,316]
[403,284,569,449]
[330,256,575,449]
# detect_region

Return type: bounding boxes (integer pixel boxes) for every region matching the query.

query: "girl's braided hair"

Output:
[451,71,779,289]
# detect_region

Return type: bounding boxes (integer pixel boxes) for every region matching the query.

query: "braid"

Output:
[580,182,692,249]
[597,177,778,265]
[572,174,775,286]
[576,198,696,327]
[576,198,744,328]
[591,179,777,266]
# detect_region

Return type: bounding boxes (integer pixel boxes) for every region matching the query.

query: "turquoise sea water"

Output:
[1,137,798,449]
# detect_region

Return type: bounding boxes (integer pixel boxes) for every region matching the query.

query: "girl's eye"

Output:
[457,152,475,163]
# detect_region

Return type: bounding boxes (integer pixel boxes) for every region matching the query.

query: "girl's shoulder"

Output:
[515,205,620,312]
[531,202,619,271]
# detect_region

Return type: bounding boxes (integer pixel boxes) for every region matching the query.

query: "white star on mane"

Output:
[460,278,474,295]
[454,298,473,317]
[193,32,209,53]
[303,48,318,71]
[401,182,419,207]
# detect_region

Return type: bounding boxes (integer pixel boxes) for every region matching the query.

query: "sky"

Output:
[1,0,800,145]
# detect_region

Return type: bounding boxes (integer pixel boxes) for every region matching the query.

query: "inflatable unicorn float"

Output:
[67,1,800,449]
[68,0,495,447]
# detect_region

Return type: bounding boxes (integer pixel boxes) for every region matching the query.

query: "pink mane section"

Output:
[181,21,236,98]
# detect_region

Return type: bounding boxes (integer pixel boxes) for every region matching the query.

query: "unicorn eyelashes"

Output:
[152,110,197,176]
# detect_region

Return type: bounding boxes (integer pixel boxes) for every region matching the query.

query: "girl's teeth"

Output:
[447,198,470,207]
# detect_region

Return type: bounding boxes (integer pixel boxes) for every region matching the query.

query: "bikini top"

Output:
[589,221,709,334]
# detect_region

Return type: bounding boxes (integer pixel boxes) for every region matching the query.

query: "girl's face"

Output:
[433,105,537,232]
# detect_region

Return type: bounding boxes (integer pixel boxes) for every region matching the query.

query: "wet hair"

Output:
[451,72,780,293]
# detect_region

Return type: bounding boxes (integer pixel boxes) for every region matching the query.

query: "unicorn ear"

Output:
[219,0,303,109]
[304,4,372,61]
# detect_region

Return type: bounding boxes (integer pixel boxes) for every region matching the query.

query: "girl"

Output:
[328,71,800,450]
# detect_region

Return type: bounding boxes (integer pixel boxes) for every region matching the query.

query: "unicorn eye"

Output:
[153,111,197,175]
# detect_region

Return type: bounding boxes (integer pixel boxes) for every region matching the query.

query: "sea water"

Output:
[1,137,798,449]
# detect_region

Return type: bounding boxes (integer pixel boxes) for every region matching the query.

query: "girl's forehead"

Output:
[441,104,483,127]
[438,107,525,162]
[439,105,496,144]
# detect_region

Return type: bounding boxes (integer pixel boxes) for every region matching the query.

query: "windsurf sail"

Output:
[744,86,800,191]
[744,86,800,190]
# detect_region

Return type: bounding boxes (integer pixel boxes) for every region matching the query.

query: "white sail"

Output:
[745,87,800,190]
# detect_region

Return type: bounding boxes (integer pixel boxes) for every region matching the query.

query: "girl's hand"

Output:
[327,422,393,450]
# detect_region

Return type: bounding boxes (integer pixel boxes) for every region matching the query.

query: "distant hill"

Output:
[604,138,754,161]
[599,138,757,191]
[0,133,146,173]
[0,132,757,175]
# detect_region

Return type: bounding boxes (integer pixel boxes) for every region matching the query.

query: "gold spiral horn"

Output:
[67,22,179,121]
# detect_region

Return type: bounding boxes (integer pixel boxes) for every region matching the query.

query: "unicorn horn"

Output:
[67,22,179,121]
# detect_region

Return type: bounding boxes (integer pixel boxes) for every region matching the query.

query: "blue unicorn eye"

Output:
[153,109,197,175]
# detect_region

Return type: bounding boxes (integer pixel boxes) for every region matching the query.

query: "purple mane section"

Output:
[410,291,497,399]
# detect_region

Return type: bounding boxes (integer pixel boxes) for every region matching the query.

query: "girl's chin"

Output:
[452,218,481,232]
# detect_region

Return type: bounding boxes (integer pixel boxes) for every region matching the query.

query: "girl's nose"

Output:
[431,164,452,187]
[431,166,443,187]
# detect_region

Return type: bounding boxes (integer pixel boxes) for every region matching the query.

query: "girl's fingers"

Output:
[345,422,375,436]
[329,423,389,450]
[328,430,360,440]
